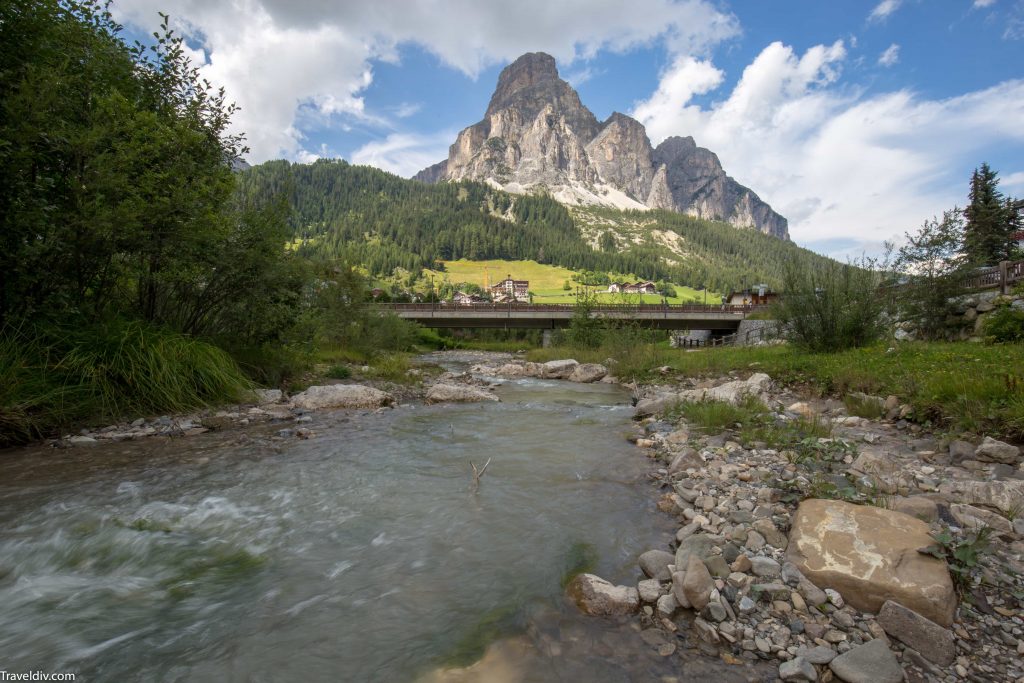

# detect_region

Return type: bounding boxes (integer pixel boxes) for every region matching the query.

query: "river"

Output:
[0,352,759,682]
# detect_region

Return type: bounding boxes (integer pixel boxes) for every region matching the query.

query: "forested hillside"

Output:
[237,159,835,292]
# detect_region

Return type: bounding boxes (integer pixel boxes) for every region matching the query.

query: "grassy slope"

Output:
[426,259,721,304]
[528,341,1024,440]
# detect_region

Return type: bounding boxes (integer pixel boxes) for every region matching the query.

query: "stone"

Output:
[68,435,97,444]
[638,549,675,580]
[566,573,639,616]
[797,645,837,665]
[938,478,1024,512]
[779,656,817,682]
[703,555,731,578]
[668,447,702,474]
[825,588,844,608]
[753,518,788,549]
[656,592,678,616]
[291,384,394,410]
[849,448,910,494]
[670,571,692,609]
[828,638,903,683]
[786,499,956,626]
[633,394,681,418]
[253,388,283,404]
[890,495,938,522]
[567,363,607,383]
[751,556,781,577]
[674,533,719,570]
[201,415,235,430]
[664,429,690,446]
[949,503,1013,534]
[876,600,956,667]
[679,372,772,406]
[973,436,1020,464]
[787,402,816,419]
[738,596,756,614]
[541,359,579,379]
[948,439,976,462]
[637,579,663,603]
[425,383,500,403]
[682,555,714,611]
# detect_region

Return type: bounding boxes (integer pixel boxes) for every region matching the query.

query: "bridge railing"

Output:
[374,302,767,315]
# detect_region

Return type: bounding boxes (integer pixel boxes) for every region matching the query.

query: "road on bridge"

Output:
[374,302,765,331]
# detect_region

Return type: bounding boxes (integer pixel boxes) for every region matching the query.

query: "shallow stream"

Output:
[0,352,759,682]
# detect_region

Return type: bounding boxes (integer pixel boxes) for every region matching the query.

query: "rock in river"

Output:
[425,383,500,404]
[291,384,394,410]
[566,573,640,616]
[786,498,955,626]
[568,363,608,383]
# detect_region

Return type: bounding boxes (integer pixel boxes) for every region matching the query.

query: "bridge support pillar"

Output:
[542,329,553,348]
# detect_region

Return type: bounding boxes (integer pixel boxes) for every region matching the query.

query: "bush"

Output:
[982,304,1024,343]
[774,258,888,352]
[325,364,351,379]
[0,321,253,445]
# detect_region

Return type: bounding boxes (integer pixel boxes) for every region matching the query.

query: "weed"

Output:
[325,364,351,380]
[671,397,767,433]
[368,354,414,383]
[843,393,887,420]
[919,526,993,596]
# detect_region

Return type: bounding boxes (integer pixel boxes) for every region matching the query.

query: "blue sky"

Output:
[113,0,1024,256]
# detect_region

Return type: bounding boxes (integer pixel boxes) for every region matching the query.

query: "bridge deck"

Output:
[375,303,764,330]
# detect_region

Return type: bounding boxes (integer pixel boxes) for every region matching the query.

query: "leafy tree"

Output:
[892,209,969,339]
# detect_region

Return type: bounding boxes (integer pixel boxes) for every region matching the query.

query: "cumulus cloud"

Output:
[631,40,1024,256]
[869,0,903,22]
[111,0,738,163]
[1002,170,1024,191]
[878,43,900,66]
[973,0,998,8]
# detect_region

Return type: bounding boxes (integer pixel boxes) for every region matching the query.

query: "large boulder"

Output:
[634,393,681,418]
[425,383,500,404]
[638,549,675,581]
[849,448,913,494]
[291,384,394,410]
[541,359,579,379]
[567,363,608,383]
[938,478,1024,512]
[679,373,771,406]
[681,555,714,611]
[973,436,1020,464]
[786,499,955,626]
[566,573,640,616]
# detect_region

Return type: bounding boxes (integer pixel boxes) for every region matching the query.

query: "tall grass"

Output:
[0,321,253,445]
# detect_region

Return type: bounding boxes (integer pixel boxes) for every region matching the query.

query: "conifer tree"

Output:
[963,163,1013,264]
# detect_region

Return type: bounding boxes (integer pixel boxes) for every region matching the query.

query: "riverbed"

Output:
[0,352,764,682]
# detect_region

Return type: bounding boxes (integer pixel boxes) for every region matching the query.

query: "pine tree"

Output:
[964,163,1013,265]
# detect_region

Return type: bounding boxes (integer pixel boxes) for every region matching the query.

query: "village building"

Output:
[726,284,777,306]
[452,291,486,305]
[607,281,657,295]
[490,275,529,303]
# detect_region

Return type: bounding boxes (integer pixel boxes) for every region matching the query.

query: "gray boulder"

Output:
[828,638,903,683]
[425,383,499,404]
[877,600,955,666]
[566,573,639,616]
[291,384,394,410]
[973,436,1020,464]
[567,363,607,383]
[638,549,675,581]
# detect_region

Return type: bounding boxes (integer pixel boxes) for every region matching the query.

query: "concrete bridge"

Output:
[375,302,764,335]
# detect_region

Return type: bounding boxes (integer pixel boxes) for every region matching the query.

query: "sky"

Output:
[111,0,1024,258]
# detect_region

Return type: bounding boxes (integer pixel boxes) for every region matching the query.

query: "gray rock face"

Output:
[828,638,903,683]
[291,385,394,410]
[877,600,956,667]
[567,363,608,383]
[415,52,788,239]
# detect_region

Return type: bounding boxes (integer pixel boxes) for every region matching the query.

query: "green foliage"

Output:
[669,396,768,433]
[982,303,1024,343]
[0,320,253,445]
[843,393,887,419]
[919,526,993,596]
[564,291,605,349]
[325,364,351,380]
[964,163,1018,265]
[367,354,413,383]
[893,210,972,339]
[774,257,889,352]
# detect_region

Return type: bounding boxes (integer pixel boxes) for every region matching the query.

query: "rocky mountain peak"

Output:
[416,53,789,239]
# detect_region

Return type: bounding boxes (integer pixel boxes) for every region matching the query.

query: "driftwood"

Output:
[470,458,492,491]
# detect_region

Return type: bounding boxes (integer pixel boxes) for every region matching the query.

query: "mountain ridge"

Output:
[414,52,789,240]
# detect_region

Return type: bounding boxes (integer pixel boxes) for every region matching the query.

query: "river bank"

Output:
[470,357,1024,683]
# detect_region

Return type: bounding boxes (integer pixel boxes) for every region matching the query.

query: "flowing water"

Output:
[0,352,762,682]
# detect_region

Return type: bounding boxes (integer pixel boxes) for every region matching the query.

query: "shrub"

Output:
[982,304,1024,343]
[773,257,889,352]
[325,364,351,379]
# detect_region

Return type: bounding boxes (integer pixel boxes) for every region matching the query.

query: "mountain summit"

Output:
[414,52,788,239]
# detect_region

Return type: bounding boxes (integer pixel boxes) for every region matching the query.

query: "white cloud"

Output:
[973,0,998,8]
[350,131,457,178]
[111,0,738,163]
[878,43,900,66]
[869,0,903,22]
[631,41,1024,256]
[1002,170,1024,191]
